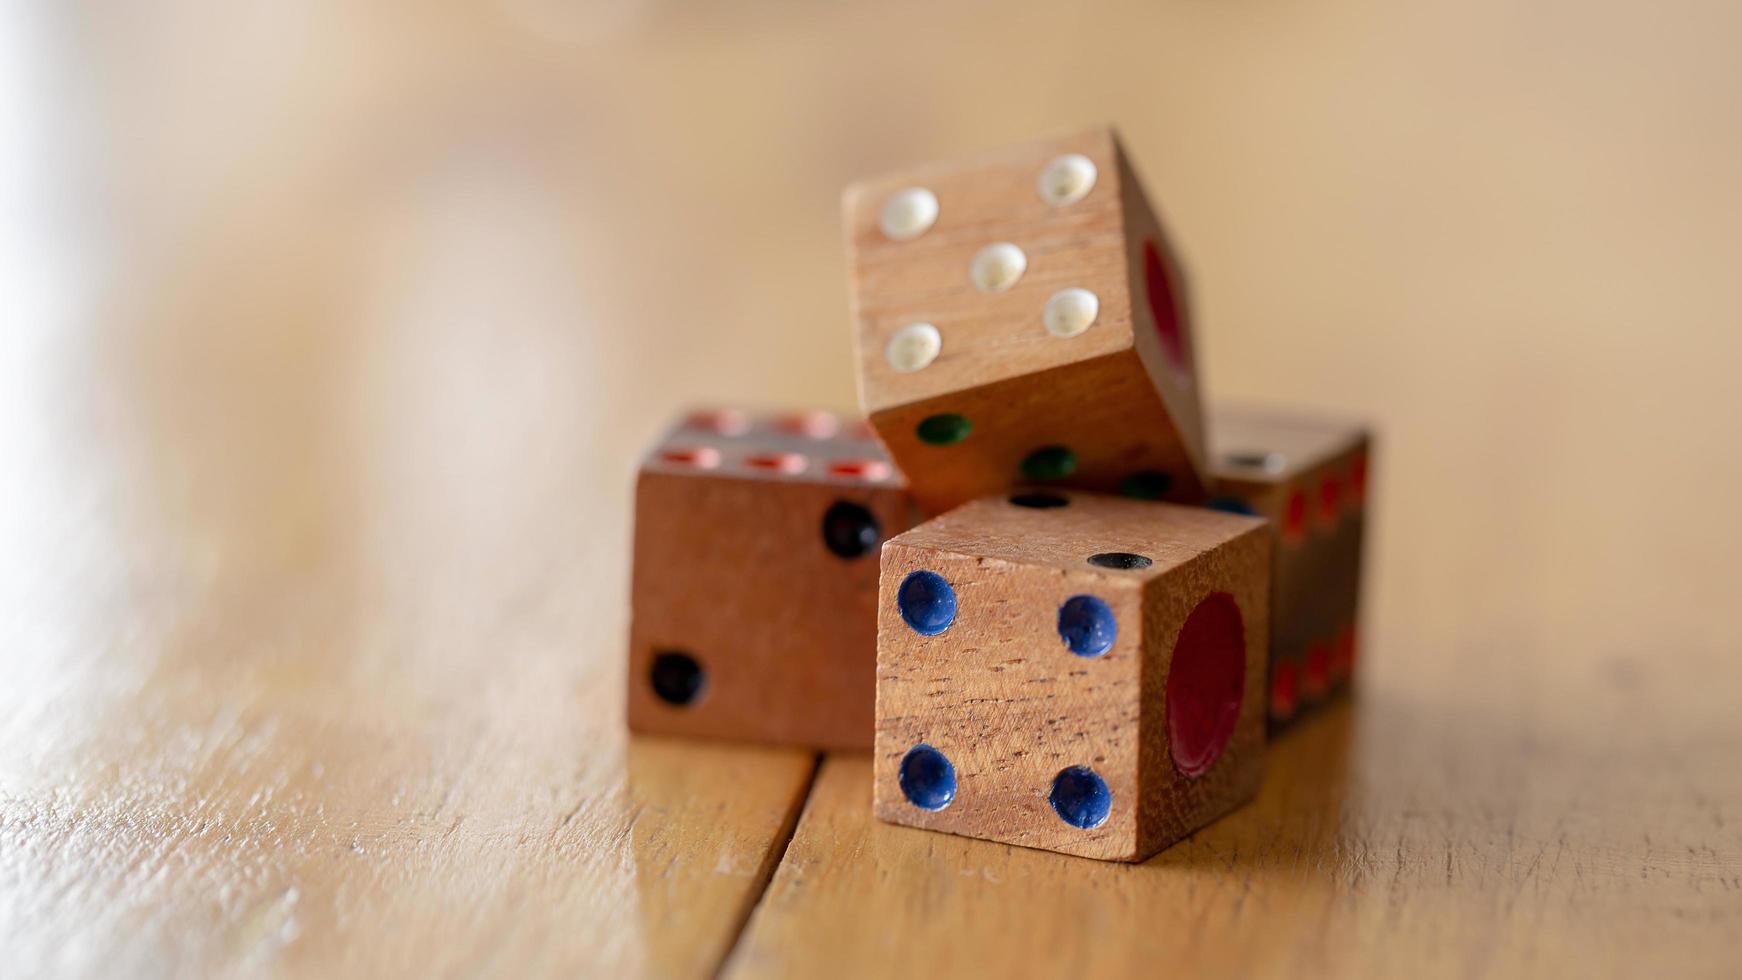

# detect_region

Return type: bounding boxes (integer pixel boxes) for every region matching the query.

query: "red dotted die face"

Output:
[775,410,840,439]
[1303,642,1331,699]
[1284,490,1309,542]
[848,420,879,442]
[1166,592,1247,778]
[685,409,750,437]
[827,458,892,482]
[1319,474,1343,524]
[1270,658,1300,721]
[659,446,721,469]
[743,451,808,475]
[1142,240,1189,376]
[1330,625,1355,682]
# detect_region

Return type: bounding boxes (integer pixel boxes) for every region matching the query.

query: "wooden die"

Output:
[627,408,918,750]
[873,492,1270,862]
[1207,405,1372,725]
[844,127,1208,514]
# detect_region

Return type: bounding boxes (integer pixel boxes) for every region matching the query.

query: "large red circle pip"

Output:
[1142,240,1189,374]
[1166,592,1247,778]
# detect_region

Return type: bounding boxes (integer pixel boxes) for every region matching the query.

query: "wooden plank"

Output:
[0,549,817,979]
[729,684,1742,978]
[9,0,1742,974]
[0,198,820,978]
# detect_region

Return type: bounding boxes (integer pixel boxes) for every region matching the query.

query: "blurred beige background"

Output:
[7,0,1740,714]
[4,2,1741,974]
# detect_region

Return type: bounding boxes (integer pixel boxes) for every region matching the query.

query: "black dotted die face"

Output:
[1009,492,1070,509]
[1088,552,1154,570]
[821,500,882,559]
[649,650,706,706]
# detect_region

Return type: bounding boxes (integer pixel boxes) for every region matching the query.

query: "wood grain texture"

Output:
[873,494,1269,861]
[734,693,1742,980]
[628,408,916,750]
[0,168,826,975]
[1209,404,1371,722]
[0,524,819,980]
[844,128,1207,513]
[9,0,1742,975]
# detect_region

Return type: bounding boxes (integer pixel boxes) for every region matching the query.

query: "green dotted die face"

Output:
[1021,446,1078,481]
[916,413,972,446]
[1118,470,1174,500]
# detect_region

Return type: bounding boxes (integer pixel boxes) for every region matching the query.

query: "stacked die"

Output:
[844,128,1206,514]
[625,127,1371,863]
[627,408,918,750]
[872,494,1269,861]
[1206,406,1371,726]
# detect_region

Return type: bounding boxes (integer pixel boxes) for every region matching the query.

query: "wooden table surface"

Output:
[4,2,1740,977]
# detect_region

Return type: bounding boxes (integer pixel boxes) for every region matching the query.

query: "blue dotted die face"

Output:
[1206,495,1257,516]
[1049,766,1112,829]
[897,570,957,636]
[1057,594,1117,657]
[898,744,957,810]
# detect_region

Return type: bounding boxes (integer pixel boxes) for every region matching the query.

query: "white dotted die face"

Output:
[879,187,939,241]
[856,138,1124,394]
[1043,288,1100,337]
[885,322,942,373]
[969,242,1027,293]
[1038,153,1098,206]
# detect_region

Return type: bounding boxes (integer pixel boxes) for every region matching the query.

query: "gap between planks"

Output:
[712,751,825,980]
